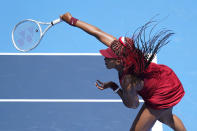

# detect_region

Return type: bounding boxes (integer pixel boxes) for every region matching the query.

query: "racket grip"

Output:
[51,18,62,25]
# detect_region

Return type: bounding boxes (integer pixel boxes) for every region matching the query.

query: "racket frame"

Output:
[12,18,62,52]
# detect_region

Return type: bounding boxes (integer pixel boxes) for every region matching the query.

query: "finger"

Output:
[96,81,103,87]
[95,82,99,87]
[97,80,103,84]
[97,80,104,86]
[95,82,101,87]
[95,82,104,90]
[98,86,104,90]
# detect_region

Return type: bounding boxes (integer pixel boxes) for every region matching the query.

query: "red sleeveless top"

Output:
[119,62,185,109]
[114,37,185,109]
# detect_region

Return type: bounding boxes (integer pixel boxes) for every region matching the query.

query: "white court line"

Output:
[152,121,163,131]
[0,53,157,63]
[0,98,162,130]
[0,99,144,103]
[0,53,161,130]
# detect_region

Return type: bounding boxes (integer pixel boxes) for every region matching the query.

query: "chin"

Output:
[106,66,113,69]
[105,65,110,69]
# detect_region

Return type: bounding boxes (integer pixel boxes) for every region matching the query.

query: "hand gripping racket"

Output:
[12,18,62,52]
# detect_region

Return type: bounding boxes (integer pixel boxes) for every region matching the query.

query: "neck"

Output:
[115,66,124,76]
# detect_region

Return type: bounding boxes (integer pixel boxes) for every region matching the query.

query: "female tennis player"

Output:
[61,12,186,131]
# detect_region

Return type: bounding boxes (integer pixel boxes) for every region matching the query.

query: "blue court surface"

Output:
[0,54,162,131]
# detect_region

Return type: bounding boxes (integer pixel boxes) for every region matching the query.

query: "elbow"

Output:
[124,102,139,109]
[125,104,139,109]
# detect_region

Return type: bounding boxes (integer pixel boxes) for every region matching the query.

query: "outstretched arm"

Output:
[61,12,116,47]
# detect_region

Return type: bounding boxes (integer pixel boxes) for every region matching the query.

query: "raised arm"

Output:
[61,12,117,47]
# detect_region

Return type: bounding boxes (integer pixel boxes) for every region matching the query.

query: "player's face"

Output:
[104,58,119,69]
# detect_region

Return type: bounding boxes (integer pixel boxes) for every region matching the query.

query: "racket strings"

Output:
[13,20,41,51]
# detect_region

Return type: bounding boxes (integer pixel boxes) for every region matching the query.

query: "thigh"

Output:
[131,104,166,131]
[158,107,174,127]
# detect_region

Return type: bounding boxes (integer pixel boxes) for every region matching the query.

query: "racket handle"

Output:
[51,18,62,25]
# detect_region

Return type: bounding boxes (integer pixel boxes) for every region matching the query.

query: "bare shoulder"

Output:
[122,74,132,84]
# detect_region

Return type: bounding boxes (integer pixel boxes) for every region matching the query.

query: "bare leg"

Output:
[158,108,186,131]
[172,114,186,131]
[130,104,165,131]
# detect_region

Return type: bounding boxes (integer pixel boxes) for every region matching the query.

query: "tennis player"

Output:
[61,12,186,131]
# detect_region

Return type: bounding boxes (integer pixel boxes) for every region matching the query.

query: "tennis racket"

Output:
[12,18,62,52]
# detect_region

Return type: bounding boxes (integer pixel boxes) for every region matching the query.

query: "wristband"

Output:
[69,17,78,26]
[114,87,121,93]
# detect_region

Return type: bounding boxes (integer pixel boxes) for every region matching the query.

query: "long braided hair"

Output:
[123,20,174,77]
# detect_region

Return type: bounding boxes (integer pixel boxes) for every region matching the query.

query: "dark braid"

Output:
[131,20,174,69]
[111,20,174,79]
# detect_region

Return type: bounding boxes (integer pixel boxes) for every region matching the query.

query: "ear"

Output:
[116,59,121,65]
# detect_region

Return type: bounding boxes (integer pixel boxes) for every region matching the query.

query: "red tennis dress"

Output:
[119,62,185,110]
[114,37,185,110]
[137,63,184,109]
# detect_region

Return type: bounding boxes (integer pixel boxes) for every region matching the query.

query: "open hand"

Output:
[95,80,118,90]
